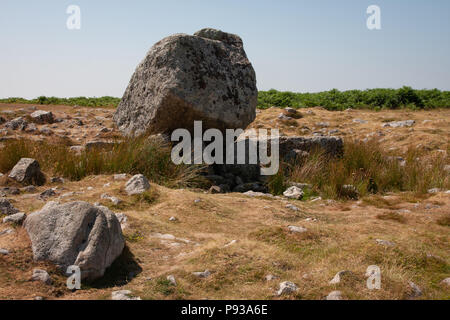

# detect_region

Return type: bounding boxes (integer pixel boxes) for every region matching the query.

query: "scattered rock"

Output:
[0,199,20,215]
[50,177,65,184]
[69,145,85,154]
[376,239,396,247]
[114,174,127,181]
[285,204,299,211]
[209,185,223,194]
[31,269,52,285]
[316,122,330,128]
[0,229,14,236]
[278,113,293,121]
[39,188,56,199]
[224,240,237,247]
[169,216,177,222]
[243,191,275,198]
[326,290,343,300]
[24,201,125,281]
[111,290,141,300]
[0,187,20,196]
[440,278,450,287]
[353,119,368,124]
[407,281,422,298]
[115,213,128,229]
[21,185,37,193]
[31,110,54,124]
[329,270,353,284]
[283,186,304,200]
[0,248,9,255]
[125,174,150,195]
[3,212,26,224]
[277,281,298,296]
[382,120,415,128]
[101,193,122,205]
[8,158,46,186]
[85,140,115,150]
[265,274,279,281]
[427,188,441,194]
[5,117,28,130]
[192,270,211,278]
[114,28,257,136]
[167,275,177,286]
[339,185,359,200]
[288,226,307,234]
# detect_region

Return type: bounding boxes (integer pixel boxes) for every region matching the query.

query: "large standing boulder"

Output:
[8,158,46,186]
[114,28,257,136]
[24,201,125,281]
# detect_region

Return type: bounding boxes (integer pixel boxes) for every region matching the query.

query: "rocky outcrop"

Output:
[8,158,45,186]
[24,201,125,281]
[31,110,54,124]
[0,199,20,215]
[114,28,257,136]
[5,117,28,131]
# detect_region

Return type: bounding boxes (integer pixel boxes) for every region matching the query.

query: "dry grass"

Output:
[2,182,449,300]
[271,139,449,200]
[0,136,204,188]
[0,104,449,300]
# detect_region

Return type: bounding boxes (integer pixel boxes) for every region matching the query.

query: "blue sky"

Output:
[0,0,449,98]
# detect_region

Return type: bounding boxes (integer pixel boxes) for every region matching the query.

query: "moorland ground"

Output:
[0,102,449,300]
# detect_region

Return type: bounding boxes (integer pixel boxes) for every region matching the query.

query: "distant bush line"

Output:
[1,87,450,110]
[0,96,120,108]
[258,87,450,110]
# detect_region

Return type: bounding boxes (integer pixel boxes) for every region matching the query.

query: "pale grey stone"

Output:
[440,278,450,287]
[31,269,52,285]
[111,290,141,300]
[0,199,20,215]
[24,201,125,281]
[114,28,257,136]
[376,239,396,247]
[3,212,26,224]
[283,186,304,200]
[8,158,45,186]
[192,270,211,278]
[125,174,150,195]
[382,120,415,128]
[5,117,28,130]
[407,281,422,298]
[31,110,54,124]
[114,174,127,181]
[329,270,353,284]
[167,275,177,286]
[288,226,307,234]
[277,281,298,296]
[326,290,343,300]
